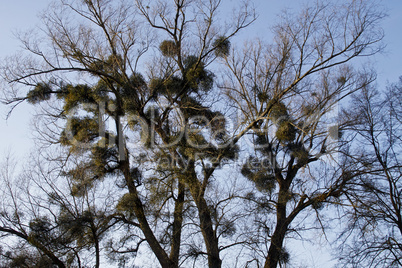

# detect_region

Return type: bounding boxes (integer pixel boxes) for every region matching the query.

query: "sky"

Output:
[0,0,401,267]
[0,0,53,157]
[1,0,401,159]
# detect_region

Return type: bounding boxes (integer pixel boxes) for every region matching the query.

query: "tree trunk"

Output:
[170,181,185,266]
[264,223,288,268]
[185,166,221,268]
[91,224,100,268]
[196,197,221,268]
[122,159,176,268]
[264,186,289,268]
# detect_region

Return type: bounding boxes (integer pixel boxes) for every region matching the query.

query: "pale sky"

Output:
[0,0,401,266]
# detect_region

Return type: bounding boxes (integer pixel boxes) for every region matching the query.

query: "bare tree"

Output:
[0,151,119,268]
[218,1,384,267]
[336,76,402,267]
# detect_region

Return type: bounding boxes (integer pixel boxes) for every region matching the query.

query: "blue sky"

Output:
[1,0,401,157]
[0,0,401,266]
[0,0,53,156]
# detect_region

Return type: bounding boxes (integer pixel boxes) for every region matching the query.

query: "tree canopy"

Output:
[0,0,392,268]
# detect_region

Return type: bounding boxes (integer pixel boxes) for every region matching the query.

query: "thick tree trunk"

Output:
[264,185,289,268]
[92,227,100,268]
[196,195,221,268]
[185,167,221,268]
[127,184,175,267]
[170,181,185,266]
[264,223,288,268]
